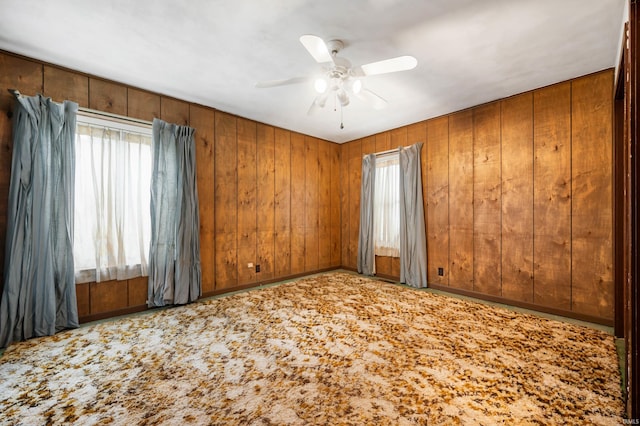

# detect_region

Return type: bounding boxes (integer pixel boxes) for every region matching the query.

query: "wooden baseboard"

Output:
[427,283,613,327]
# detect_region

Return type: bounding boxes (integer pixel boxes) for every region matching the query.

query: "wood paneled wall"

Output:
[341,70,614,323]
[0,51,341,322]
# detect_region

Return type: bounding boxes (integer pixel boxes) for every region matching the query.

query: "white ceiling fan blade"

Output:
[299,35,334,64]
[356,89,387,110]
[255,76,311,88]
[356,56,417,76]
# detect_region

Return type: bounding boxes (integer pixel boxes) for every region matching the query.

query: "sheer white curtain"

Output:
[74,121,152,283]
[374,154,400,257]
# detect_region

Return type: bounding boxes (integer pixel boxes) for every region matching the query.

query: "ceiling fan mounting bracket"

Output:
[326,39,344,56]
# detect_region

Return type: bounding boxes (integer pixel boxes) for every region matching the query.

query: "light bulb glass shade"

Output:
[336,89,349,106]
[314,78,327,93]
[352,79,362,94]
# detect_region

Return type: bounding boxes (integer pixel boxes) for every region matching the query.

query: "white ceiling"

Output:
[0,0,628,143]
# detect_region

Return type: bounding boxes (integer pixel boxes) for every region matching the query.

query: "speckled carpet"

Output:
[0,272,624,425]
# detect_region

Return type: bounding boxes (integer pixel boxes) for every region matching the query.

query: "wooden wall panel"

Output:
[426,116,449,285]
[128,88,160,121]
[340,142,350,267]
[391,127,408,148]
[257,124,275,281]
[128,277,148,307]
[348,140,362,270]
[161,97,189,126]
[190,105,215,293]
[214,112,238,289]
[290,133,306,274]
[274,128,291,277]
[89,78,126,115]
[304,137,319,271]
[237,118,257,285]
[533,82,572,310]
[76,283,90,318]
[571,72,614,319]
[318,141,332,268]
[90,280,128,314]
[501,93,534,302]
[473,102,502,296]
[43,66,88,107]
[448,110,474,290]
[330,143,341,266]
[0,53,43,112]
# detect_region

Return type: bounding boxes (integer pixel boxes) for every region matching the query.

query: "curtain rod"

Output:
[363,147,400,159]
[8,89,153,127]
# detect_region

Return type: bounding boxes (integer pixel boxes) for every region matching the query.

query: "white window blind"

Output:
[74,114,152,283]
[374,153,400,257]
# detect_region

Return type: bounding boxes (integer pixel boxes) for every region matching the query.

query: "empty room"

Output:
[0,0,638,424]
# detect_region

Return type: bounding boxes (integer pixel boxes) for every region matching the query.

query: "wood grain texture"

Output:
[190,104,215,293]
[318,141,332,268]
[340,142,350,267]
[376,256,393,276]
[43,66,88,107]
[237,118,257,285]
[533,82,572,310]
[274,128,291,277]
[214,112,238,289]
[473,102,502,296]
[0,53,42,112]
[90,280,128,314]
[448,111,474,290]
[76,283,90,318]
[161,97,189,126]
[127,277,148,307]
[426,116,449,285]
[89,78,126,115]
[348,140,362,269]
[127,88,160,121]
[571,71,614,319]
[330,143,341,266]
[257,124,275,281]
[391,127,408,148]
[501,93,534,303]
[375,131,391,152]
[305,136,319,271]
[290,133,306,274]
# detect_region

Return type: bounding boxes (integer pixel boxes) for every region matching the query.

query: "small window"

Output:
[373,153,400,257]
[74,113,152,283]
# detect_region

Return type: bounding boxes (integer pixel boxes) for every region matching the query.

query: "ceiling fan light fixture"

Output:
[336,88,349,107]
[351,79,362,94]
[314,78,327,93]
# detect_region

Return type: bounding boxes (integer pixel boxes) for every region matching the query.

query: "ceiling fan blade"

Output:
[356,89,387,110]
[299,35,334,64]
[255,76,311,88]
[307,94,328,115]
[356,56,418,76]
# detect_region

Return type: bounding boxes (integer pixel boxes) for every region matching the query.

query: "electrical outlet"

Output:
[438,267,444,276]
[248,262,253,268]
[256,264,260,273]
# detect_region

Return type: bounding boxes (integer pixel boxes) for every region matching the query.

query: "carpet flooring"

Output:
[0,272,624,425]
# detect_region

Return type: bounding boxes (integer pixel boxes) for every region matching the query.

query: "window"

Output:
[74,113,152,283]
[373,153,400,257]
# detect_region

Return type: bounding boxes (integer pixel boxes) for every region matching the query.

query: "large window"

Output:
[373,153,400,257]
[74,113,152,283]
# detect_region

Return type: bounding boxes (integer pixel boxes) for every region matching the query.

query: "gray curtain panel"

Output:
[399,143,428,288]
[357,154,376,276]
[0,94,79,349]
[148,119,201,307]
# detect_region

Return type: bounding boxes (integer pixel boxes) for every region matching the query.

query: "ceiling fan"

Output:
[255,35,418,116]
